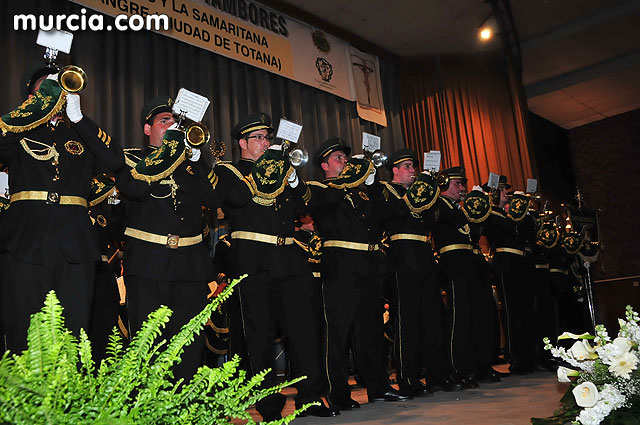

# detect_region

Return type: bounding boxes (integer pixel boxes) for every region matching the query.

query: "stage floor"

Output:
[249,366,567,424]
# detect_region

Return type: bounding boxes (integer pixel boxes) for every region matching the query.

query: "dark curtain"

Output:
[399,54,534,188]
[1,0,405,181]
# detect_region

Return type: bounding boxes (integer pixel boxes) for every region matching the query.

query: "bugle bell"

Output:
[184,122,210,148]
[368,149,388,168]
[58,65,87,93]
[289,147,309,168]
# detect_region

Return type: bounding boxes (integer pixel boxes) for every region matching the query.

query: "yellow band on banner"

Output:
[550,268,569,275]
[535,264,550,269]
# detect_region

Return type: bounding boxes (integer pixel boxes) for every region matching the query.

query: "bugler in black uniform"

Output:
[115,96,230,380]
[381,149,442,396]
[0,67,123,353]
[215,113,336,421]
[308,139,409,409]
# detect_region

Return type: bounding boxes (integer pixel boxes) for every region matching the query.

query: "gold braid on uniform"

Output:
[19,138,60,162]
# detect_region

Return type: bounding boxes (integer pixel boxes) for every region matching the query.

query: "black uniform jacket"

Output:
[116,149,223,281]
[0,117,123,264]
[215,158,310,278]
[381,181,431,271]
[307,179,389,279]
[428,195,474,278]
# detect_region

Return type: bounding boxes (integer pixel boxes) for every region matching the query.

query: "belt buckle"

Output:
[46,191,60,204]
[276,236,285,246]
[368,244,375,251]
[166,234,180,249]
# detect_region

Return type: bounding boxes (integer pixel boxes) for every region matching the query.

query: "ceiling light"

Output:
[480,28,492,40]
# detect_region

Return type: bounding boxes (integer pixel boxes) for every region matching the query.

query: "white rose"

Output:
[608,351,638,379]
[557,366,579,383]
[572,382,599,408]
[611,337,632,355]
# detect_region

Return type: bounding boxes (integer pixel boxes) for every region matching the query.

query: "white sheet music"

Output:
[526,178,538,193]
[362,132,381,152]
[275,119,302,143]
[488,172,500,189]
[173,88,210,123]
[423,150,441,171]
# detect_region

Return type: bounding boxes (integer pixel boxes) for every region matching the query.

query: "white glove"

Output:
[352,154,364,159]
[169,123,180,131]
[365,167,376,186]
[187,146,201,162]
[267,144,282,151]
[46,73,58,81]
[287,168,299,188]
[514,190,525,195]
[65,94,83,123]
[472,185,483,192]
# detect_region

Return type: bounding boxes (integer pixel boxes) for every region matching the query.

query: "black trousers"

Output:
[89,262,120,364]
[125,275,208,381]
[390,266,443,387]
[494,254,536,369]
[322,265,389,401]
[0,251,94,354]
[235,271,324,412]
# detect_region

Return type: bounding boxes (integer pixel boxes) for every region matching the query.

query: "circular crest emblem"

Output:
[462,190,491,223]
[561,232,583,254]
[537,222,560,249]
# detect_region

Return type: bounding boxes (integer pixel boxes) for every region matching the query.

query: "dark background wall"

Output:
[567,109,640,281]
[528,108,640,330]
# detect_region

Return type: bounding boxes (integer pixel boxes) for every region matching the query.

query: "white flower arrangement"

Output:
[533,305,640,425]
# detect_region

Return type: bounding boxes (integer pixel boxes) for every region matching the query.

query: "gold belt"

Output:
[550,268,568,275]
[473,248,482,255]
[124,227,202,249]
[324,240,380,251]
[535,264,550,269]
[312,271,321,278]
[389,233,429,243]
[231,231,293,246]
[439,244,472,254]
[10,191,87,207]
[496,247,525,256]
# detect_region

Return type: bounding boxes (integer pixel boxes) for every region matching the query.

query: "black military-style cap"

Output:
[441,166,467,183]
[20,62,58,100]
[232,112,274,140]
[140,96,174,128]
[314,137,351,165]
[387,148,418,170]
[499,175,512,189]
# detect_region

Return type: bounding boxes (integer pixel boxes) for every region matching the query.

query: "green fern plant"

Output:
[0,276,312,425]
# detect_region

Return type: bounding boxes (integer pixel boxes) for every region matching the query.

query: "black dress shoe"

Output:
[410,381,434,397]
[368,388,412,402]
[431,377,463,392]
[477,368,501,383]
[328,397,360,410]
[459,375,479,389]
[298,404,340,417]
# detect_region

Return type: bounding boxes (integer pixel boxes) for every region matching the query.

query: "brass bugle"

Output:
[369,149,387,168]
[58,65,87,93]
[289,147,309,168]
[185,122,210,148]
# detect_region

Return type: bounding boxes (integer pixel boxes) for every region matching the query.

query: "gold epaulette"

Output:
[381,181,403,199]
[307,180,328,189]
